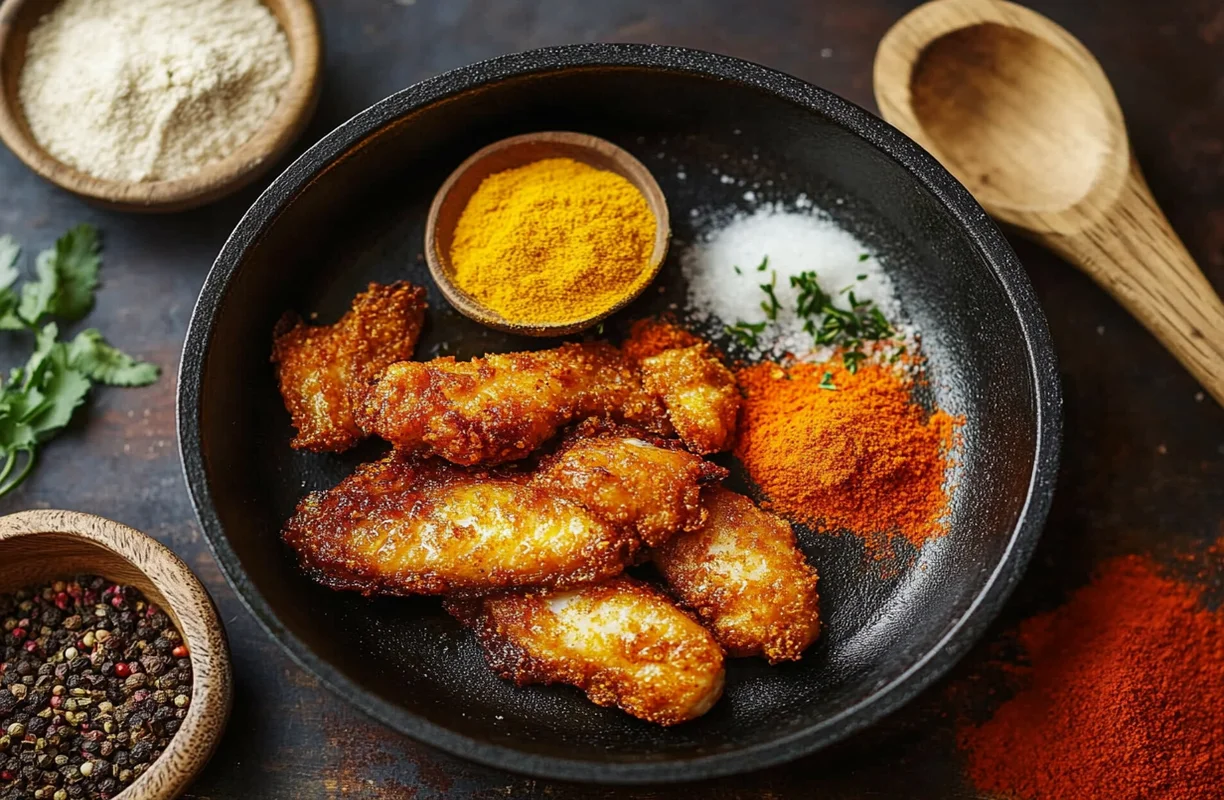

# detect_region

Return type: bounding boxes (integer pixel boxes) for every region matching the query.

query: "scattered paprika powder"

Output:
[958,554,1224,800]
[621,317,704,362]
[449,157,657,325]
[734,359,959,553]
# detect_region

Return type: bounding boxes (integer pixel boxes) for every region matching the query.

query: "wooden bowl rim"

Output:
[424,130,672,337]
[0,0,322,213]
[0,510,233,800]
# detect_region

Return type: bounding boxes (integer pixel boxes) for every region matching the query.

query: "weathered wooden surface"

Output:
[0,1,1221,797]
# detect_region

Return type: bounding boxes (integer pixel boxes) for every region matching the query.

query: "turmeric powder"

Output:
[449,157,657,325]
[735,359,961,555]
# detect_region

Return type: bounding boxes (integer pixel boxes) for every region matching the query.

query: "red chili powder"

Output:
[735,360,960,554]
[958,554,1224,799]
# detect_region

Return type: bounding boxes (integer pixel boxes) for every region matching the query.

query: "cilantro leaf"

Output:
[67,329,160,387]
[0,225,155,498]
[45,224,100,321]
[0,236,19,290]
[17,252,58,325]
[15,224,101,326]
[26,360,91,438]
[0,291,22,331]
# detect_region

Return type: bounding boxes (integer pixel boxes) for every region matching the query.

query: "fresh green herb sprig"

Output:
[759,270,780,321]
[789,269,895,373]
[0,226,159,498]
[725,320,767,348]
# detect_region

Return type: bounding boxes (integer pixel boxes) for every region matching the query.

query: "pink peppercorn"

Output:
[172,645,188,659]
[114,662,131,678]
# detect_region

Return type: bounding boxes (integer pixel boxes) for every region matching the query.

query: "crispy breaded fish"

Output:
[282,453,635,595]
[535,422,727,547]
[272,282,426,452]
[639,344,740,455]
[356,342,665,465]
[653,487,820,663]
[283,427,727,595]
[448,576,726,726]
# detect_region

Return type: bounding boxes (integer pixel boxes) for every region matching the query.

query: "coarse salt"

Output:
[681,201,915,362]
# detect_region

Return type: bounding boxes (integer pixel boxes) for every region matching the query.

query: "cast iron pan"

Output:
[177,44,1061,783]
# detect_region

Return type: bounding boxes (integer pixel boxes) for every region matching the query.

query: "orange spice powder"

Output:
[621,317,704,362]
[735,360,961,553]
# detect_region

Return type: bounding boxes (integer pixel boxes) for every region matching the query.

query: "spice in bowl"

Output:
[18,0,293,183]
[0,577,193,800]
[449,157,658,326]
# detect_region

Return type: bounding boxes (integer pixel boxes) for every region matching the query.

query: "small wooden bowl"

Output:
[0,510,232,800]
[0,0,322,213]
[425,131,671,336]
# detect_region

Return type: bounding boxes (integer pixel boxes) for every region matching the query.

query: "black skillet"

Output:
[177,44,1061,783]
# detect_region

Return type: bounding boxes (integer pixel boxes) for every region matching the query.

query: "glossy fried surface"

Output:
[640,344,740,455]
[448,576,726,726]
[282,453,636,595]
[272,282,426,452]
[654,487,820,663]
[357,342,666,465]
[535,422,727,548]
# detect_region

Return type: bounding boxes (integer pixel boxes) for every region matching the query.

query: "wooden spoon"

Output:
[874,0,1224,405]
[426,131,670,337]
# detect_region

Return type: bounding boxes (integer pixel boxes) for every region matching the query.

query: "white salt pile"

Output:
[681,201,915,362]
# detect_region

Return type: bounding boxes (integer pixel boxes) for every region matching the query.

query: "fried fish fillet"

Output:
[357,342,666,465]
[653,487,820,663]
[283,428,726,595]
[272,282,426,452]
[535,423,727,547]
[448,577,726,725]
[639,344,740,455]
[282,453,635,595]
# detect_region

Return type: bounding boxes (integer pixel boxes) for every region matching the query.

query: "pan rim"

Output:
[176,42,1062,784]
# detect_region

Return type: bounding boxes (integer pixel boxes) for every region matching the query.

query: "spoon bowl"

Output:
[875,0,1224,405]
[425,131,671,337]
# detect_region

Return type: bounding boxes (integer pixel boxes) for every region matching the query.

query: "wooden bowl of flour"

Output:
[0,0,321,212]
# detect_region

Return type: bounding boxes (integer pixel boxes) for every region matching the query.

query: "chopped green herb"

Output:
[790,270,831,319]
[733,265,742,275]
[819,371,837,390]
[759,271,780,320]
[725,320,767,348]
[0,225,159,497]
[789,269,896,372]
[595,322,605,336]
[858,253,870,262]
[856,273,868,281]
[756,255,770,272]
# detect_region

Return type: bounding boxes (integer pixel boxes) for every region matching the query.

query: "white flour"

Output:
[19,0,293,183]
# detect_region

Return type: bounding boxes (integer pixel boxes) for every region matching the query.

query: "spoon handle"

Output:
[1037,159,1224,406]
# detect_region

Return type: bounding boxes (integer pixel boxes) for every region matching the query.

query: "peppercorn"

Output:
[0,578,193,800]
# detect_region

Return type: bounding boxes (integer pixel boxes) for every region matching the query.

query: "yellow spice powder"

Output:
[449,157,657,325]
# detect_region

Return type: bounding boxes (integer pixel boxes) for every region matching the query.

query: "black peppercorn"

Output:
[0,578,193,800]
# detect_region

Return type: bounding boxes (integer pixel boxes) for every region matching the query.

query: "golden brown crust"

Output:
[356,342,668,465]
[639,344,740,455]
[535,421,728,548]
[653,487,820,663]
[448,577,726,726]
[282,453,637,595]
[272,282,427,452]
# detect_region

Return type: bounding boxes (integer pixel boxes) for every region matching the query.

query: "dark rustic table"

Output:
[1,0,1221,797]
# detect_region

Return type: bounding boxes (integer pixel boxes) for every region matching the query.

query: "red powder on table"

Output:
[734,360,960,554]
[958,554,1224,800]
